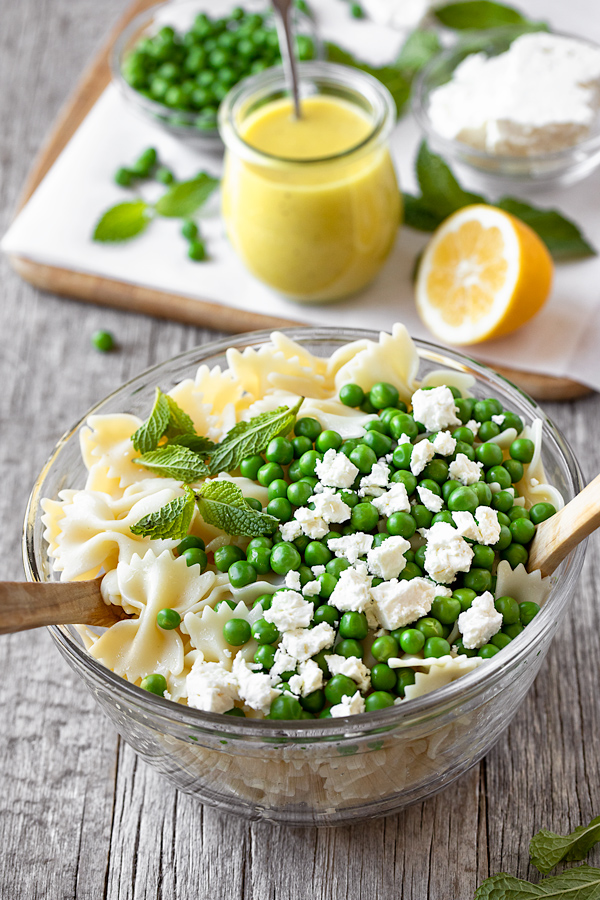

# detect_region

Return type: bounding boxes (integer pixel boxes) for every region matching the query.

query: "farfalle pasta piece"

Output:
[80,414,145,494]
[516,418,565,510]
[226,342,328,402]
[168,363,249,441]
[244,391,376,440]
[330,324,420,402]
[183,599,264,668]
[390,655,484,701]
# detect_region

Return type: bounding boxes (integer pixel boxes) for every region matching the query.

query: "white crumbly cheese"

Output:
[285,571,301,591]
[232,656,280,715]
[370,577,436,630]
[466,419,480,437]
[186,660,239,714]
[475,506,501,546]
[302,579,321,597]
[359,460,390,497]
[280,622,336,662]
[294,506,329,540]
[326,655,371,692]
[315,448,359,489]
[410,439,436,476]
[449,453,483,486]
[423,522,474,584]
[427,32,600,157]
[411,386,461,433]
[311,565,326,576]
[458,591,503,648]
[288,659,324,697]
[280,520,302,542]
[309,487,351,524]
[263,591,314,632]
[270,649,298,679]
[491,414,506,426]
[330,691,366,717]
[452,511,482,542]
[328,532,374,564]
[367,535,410,580]
[372,482,410,516]
[432,430,457,456]
[417,485,444,513]
[329,563,373,612]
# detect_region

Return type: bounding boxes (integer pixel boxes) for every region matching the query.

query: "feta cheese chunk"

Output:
[432,430,457,456]
[329,564,373,612]
[452,510,482,542]
[327,654,371,692]
[264,591,314,632]
[367,535,410,580]
[417,485,444,513]
[423,521,474,584]
[475,506,501,545]
[294,506,329,540]
[233,656,280,715]
[370,577,436,629]
[288,659,324,697]
[372,482,410,516]
[411,386,461,433]
[285,570,301,591]
[328,532,374,564]
[270,649,298,679]
[302,579,321,597]
[315,448,359,489]
[410,439,436,476]
[330,691,366,717]
[491,414,505,426]
[280,520,302,542]
[359,460,390,497]
[449,453,483,486]
[458,591,503,649]
[281,622,336,662]
[309,487,351,524]
[186,660,238,714]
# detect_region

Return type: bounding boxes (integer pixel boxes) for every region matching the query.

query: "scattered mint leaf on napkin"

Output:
[474,866,600,899]
[496,199,596,260]
[326,43,411,116]
[529,816,600,875]
[434,0,535,29]
[195,480,279,536]
[155,173,219,218]
[209,399,303,475]
[131,388,171,453]
[130,487,195,540]
[395,29,442,78]
[134,445,211,482]
[93,200,152,242]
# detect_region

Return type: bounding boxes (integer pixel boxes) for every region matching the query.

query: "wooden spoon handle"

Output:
[0,578,126,634]
[527,473,600,577]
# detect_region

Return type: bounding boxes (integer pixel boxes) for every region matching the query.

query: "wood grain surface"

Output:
[1,2,600,899]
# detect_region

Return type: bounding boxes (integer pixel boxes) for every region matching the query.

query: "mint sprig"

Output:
[93,201,153,243]
[474,866,600,899]
[168,433,217,454]
[164,395,196,439]
[209,399,303,475]
[134,445,210,482]
[131,389,196,453]
[395,29,442,78]
[404,142,596,260]
[154,173,219,218]
[195,480,279,536]
[434,0,546,30]
[530,816,600,875]
[130,487,195,540]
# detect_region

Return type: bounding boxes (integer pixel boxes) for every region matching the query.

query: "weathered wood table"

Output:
[1,1,599,897]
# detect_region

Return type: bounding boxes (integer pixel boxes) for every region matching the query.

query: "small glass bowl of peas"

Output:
[111,0,321,150]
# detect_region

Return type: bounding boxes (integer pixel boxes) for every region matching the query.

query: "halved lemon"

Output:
[415,204,553,345]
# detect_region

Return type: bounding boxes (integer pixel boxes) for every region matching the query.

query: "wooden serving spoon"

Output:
[1,474,598,635]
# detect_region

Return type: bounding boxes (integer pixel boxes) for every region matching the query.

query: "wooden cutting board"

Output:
[6,0,591,401]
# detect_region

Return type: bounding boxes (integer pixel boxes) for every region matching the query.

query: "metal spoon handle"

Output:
[271,0,302,118]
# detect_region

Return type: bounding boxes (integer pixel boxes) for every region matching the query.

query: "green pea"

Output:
[503,622,524,639]
[214,545,245,572]
[317,573,338,599]
[371,635,399,662]
[455,397,476,424]
[240,454,264,480]
[508,506,530,521]
[304,540,331,567]
[369,663,396,692]
[519,600,540,625]
[141,673,167,696]
[395,668,416,697]
[494,596,520,625]
[497,511,511,527]
[251,618,279,645]
[492,490,514,513]
[471,544,495,570]
[360,398,377,414]
[266,497,293,522]
[476,442,503,468]
[325,674,358,705]
[424,637,451,658]
[363,430,392,457]
[454,639,476,657]
[339,611,368,640]
[530,502,556,524]
[386,511,416,539]
[267,479,288,501]
[299,689,325,713]
[390,414,418,440]
[431,511,455,526]
[245,498,263,512]
[336,639,363,659]
[447,486,478,513]
[91,330,115,352]
[391,471,417,495]
[257,462,285,486]
[416,617,444,639]
[463,567,492,593]
[287,460,303,482]
[223,618,251,646]
[295,417,322,441]
[452,426,474,445]
[369,381,399,410]
[315,430,343,453]
[215,599,236,612]
[326,557,351,577]
[419,478,442,497]
[351,502,380,532]
[349,444,377,474]
[453,441,476,462]
[270,694,303,720]
[398,628,425,654]
[490,632,512,650]
[313,604,339,626]
[228,560,257,588]
[500,543,528,569]
[510,517,536,545]
[298,450,322,478]
[492,525,512,552]
[431,596,461,624]
[510,439,534,463]
[486,466,512,490]
[473,398,502,422]
[364,690,394,711]
[290,435,312,459]
[478,644,500,659]
[264,436,293,466]
[246,545,272,574]
[502,412,524,433]
[472,481,493,506]
[339,489,360,508]
[156,608,181,630]
[176,535,205,555]
[504,458,524,483]
[422,459,449,484]
[399,562,422,580]
[270,542,301,575]
[453,588,476,611]
[182,547,208,570]
[478,420,500,442]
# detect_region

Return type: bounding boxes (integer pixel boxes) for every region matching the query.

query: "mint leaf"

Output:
[130,487,195,540]
[474,866,600,899]
[134,445,210,482]
[165,396,196,438]
[155,173,219,218]
[402,192,445,232]
[434,0,531,29]
[326,43,411,116]
[131,388,171,453]
[530,816,600,874]
[93,201,152,242]
[195,480,279,536]
[496,199,596,260]
[210,399,303,475]
[396,29,442,78]
[168,433,216,454]
[416,141,485,219]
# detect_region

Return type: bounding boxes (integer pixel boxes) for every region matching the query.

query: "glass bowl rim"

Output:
[23,326,586,740]
[412,27,600,167]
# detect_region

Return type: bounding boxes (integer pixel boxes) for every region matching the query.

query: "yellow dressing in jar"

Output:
[220,63,401,302]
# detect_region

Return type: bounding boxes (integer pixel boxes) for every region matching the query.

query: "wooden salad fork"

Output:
[1,474,599,634]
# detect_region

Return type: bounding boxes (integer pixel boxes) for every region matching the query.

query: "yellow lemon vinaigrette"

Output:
[219,63,401,302]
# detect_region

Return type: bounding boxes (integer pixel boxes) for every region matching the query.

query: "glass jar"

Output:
[219,62,401,302]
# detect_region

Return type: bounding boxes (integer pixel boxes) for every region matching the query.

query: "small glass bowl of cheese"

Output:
[413,29,600,189]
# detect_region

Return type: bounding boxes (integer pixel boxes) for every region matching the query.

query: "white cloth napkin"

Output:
[4,0,600,388]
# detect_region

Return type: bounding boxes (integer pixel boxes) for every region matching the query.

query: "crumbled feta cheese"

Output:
[263,591,314,631]
[475,506,501,545]
[452,511,482,542]
[370,577,436,629]
[432,430,457,456]
[397,433,412,445]
[302,579,321,597]
[186,660,238,714]
[466,419,480,436]
[358,460,390,496]
[285,571,301,591]
[311,565,326,576]
[330,691,366,717]
[309,487,351,524]
[410,439,436,476]
[233,656,281,715]
[328,532,374,564]
[294,506,329,539]
[315,448,359,489]
[458,591,503,649]
[491,414,505,426]
[287,659,324,697]
[372,482,410,516]
[280,520,302,542]
[270,649,298,678]
[281,622,336,662]
[411,386,461,433]
[423,521,474,584]
[328,564,373,612]
[449,453,483,486]
[327,654,371,692]
[417,485,444,513]
[367,536,410,580]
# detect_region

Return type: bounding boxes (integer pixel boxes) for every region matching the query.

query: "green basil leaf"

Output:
[396,29,442,78]
[325,42,411,116]
[530,816,600,875]
[155,173,219,218]
[474,865,600,899]
[93,201,151,243]
[131,388,171,454]
[496,198,596,259]
[415,141,485,218]
[195,480,279,536]
[210,398,303,475]
[134,445,210,482]
[402,192,446,232]
[435,0,531,29]
[130,487,195,540]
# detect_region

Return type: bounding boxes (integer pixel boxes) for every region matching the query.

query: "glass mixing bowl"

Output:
[23,328,585,825]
